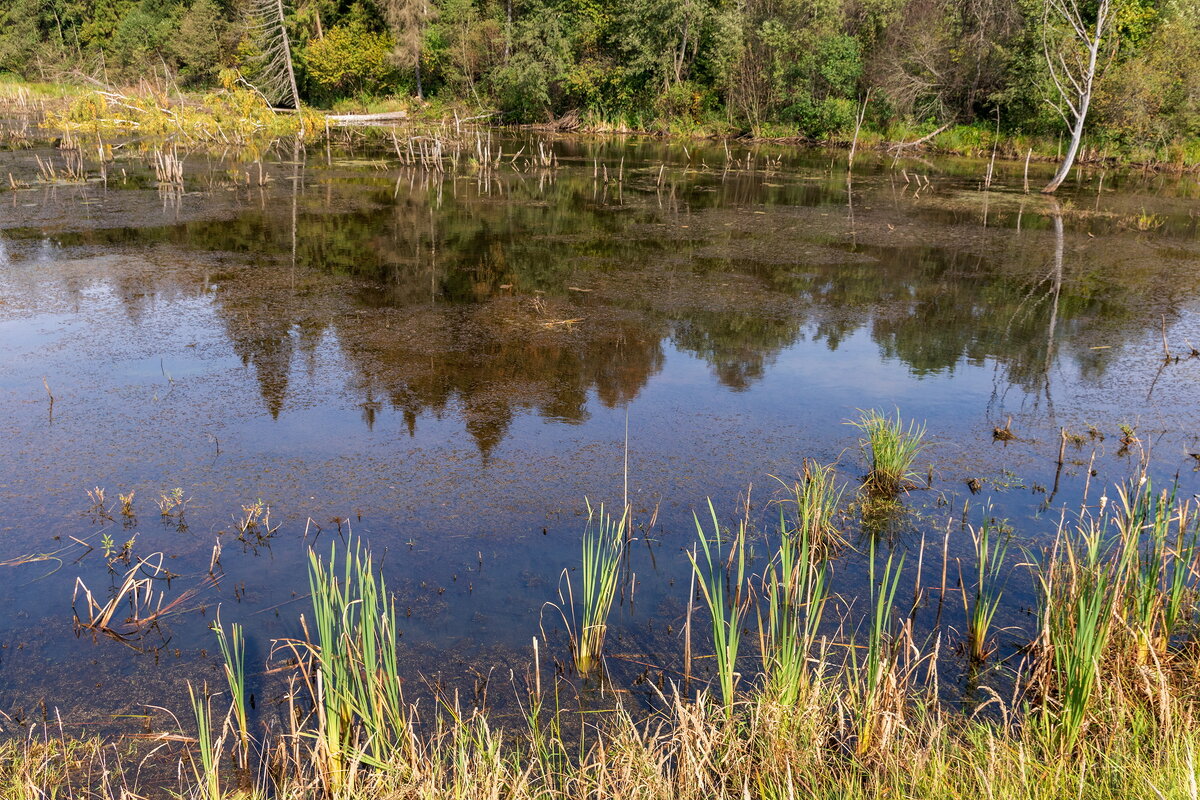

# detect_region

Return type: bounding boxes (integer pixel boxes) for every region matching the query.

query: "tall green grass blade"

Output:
[967,509,1008,662]
[689,498,748,716]
[212,611,250,769]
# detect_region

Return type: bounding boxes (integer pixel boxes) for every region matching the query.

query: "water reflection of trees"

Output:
[44,160,1199,455]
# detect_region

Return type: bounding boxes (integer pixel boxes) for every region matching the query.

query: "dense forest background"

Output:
[1,0,1198,146]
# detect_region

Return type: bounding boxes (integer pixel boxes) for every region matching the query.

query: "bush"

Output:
[491,53,551,123]
[305,23,398,98]
[781,95,856,138]
[654,81,708,122]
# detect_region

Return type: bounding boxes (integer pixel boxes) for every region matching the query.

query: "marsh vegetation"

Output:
[1,112,1200,798]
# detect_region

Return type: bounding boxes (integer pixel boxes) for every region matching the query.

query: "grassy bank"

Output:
[4,414,1200,798]
[5,76,1199,173]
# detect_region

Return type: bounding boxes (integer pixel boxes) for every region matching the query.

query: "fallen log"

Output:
[887,122,953,153]
[325,111,410,124]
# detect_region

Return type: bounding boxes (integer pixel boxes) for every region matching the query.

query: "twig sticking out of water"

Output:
[73,553,212,641]
[152,147,183,186]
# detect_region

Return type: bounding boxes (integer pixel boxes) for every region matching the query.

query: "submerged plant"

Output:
[689,499,749,716]
[117,490,135,519]
[850,410,927,496]
[85,486,108,518]
[156,487,187,517]
[235,498,280,541]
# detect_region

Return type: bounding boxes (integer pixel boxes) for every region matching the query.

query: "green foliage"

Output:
[850,409,927,497]
[2,0,1199,154]
[305,23,397,97]
[107,0,185,70]
[491,52,551,122]
[175,0,229,85]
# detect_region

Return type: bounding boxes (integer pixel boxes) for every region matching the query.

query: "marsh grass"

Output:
[1033,505,1122,752]
[689,499,749,715]
[757,507,830,706]
[212,613,250,769]
[27,480,1200,799]
[851,410,927,497]
[298,539,407,795]
[966,509,1009,661]
[1027,484,1200,753]
[781,459,846,557]
[850,540,909,758]
[551,501,627,677]
[1115,480,1200,664]
[187,682,223,800]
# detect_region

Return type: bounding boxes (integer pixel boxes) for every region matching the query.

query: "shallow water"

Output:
[1,126,1199,734]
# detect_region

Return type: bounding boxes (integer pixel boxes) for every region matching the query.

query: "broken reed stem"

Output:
[848,90,871,171]
[935,518,951,627]
[684,544,695,693]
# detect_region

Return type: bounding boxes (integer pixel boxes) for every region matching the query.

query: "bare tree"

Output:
[248,0,303,117]
[1041,0,1112,193]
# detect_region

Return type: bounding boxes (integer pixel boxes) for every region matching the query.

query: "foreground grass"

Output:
[4,677,1200,799]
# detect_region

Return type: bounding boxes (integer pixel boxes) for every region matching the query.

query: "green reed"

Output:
[758,507,830,706]
[306,539,407,795]
[851,539,906,757]
[966,510,1008,662]
[789,459,846,557]
[689,499,748,716]
[573,501,627,676]
[187,682,222,800]
[1117,480,1199,660]
[1035,511,1121,752]
[1162,497,1199,642]
[30,474,1200,798]
[212,612,249,769]
[850,409,927,496]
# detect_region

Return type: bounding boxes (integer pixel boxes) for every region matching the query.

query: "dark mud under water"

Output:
[0,127,1198,737]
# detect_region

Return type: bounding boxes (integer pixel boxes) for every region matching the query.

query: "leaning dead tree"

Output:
[1041,0,1112,193]
[248,0,303,126]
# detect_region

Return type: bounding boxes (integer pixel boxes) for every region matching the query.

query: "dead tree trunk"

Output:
[1041,0,1111,193]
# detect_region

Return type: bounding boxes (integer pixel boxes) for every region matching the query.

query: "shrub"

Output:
[491,53,551,123]
[305,23,398,98]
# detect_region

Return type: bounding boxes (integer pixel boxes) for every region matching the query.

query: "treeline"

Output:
[1,0,1199,144]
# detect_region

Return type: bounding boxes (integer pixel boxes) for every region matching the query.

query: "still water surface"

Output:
[0,130,1198,732]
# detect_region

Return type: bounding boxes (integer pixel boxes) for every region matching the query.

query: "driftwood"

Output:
[887,122,953,153]
[326,111,410,125]
[534,108,581,132]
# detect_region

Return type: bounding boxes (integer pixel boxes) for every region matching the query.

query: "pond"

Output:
[1,126,1198,736]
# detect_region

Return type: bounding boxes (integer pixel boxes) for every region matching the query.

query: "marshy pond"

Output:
[1,123,1199,737]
